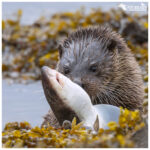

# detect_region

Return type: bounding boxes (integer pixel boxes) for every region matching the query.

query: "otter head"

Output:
[57,26,123,105]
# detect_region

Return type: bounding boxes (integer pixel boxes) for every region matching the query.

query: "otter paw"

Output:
[62,120,72,129]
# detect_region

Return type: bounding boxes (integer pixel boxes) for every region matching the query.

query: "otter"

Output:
[41,66,120,131]
[41,26,144,128]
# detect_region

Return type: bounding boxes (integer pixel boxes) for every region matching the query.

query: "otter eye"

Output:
[64,66,70,75]
[89,65,98,72]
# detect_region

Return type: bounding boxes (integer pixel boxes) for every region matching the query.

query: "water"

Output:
[2,2,147,25]
[2,80,49,128]
[3,2,116,25]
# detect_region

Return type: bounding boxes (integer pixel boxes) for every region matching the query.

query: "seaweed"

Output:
[2,108,146,148]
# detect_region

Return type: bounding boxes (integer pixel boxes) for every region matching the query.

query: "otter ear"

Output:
[93,115,99,132]
[58,44,63,58]
[107,39,117,51]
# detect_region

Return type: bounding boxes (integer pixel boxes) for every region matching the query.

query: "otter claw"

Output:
[62,120,72,129]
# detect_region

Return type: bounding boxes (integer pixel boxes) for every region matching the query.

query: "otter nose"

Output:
[73,78,84,88]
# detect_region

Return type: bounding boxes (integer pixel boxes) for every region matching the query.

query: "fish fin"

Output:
[93,115,99,132]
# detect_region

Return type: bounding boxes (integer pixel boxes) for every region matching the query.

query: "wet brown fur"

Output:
[42,26,144,128]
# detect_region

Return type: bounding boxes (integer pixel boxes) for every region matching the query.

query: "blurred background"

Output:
[2,2,148,128]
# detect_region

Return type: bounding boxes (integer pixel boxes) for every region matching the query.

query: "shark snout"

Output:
[41,66,56,78]
[41,66,64,88]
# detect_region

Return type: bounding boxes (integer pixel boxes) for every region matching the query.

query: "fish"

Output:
[41,66,120,131]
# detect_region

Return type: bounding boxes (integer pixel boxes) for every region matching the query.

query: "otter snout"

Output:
[72,77,84,89]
